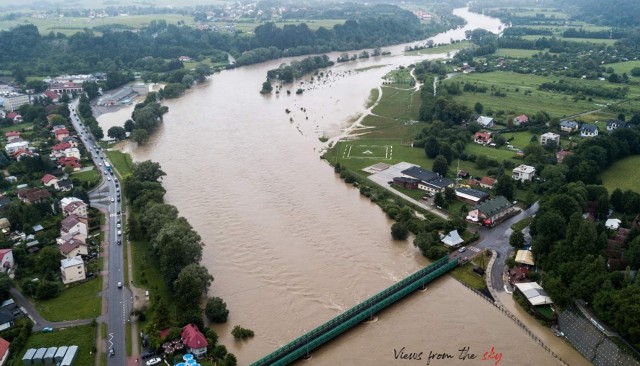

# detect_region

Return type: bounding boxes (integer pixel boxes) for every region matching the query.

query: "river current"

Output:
[99,8,590,366]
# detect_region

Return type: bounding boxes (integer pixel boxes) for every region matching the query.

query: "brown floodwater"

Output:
[99,8,590,366]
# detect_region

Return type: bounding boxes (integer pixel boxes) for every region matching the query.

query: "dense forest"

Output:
[0,3,462,76]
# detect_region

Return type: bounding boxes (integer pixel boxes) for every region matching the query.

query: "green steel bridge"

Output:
[251,255,459,366]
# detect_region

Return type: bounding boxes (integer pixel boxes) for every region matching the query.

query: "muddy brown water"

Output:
[99,8,590,366]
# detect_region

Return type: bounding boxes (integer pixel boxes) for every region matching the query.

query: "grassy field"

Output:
[106,150,133,177]
[450,261,487,290]
[520,35,618,45]
[494,48,544,58]
[72,169,100,186]
[444,71,622,119]
[383,68,414,86]
[609,60,640,76]
[500,131,536,149]
[34,278,101,322]
[130,238,173,311]
[371,87,417,120]
[600,155,640,193]
[404,41,471,56]
[465,143,521,162]
[15,325,96,366]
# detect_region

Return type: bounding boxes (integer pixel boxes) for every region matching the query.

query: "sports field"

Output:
[343,144,393,160]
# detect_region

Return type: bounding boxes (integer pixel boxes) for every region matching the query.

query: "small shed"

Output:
[44,347,57,365]
[22,348,37,365]
[54,346,67,363]
[60,345,78,366]
[32,347,47,364]
[515,250,535,266]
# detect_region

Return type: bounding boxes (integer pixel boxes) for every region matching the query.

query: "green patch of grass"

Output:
[392,185,427,201]
[511,217,533,232]
[0,122,33,135]
[106,150,133,177]
[501,131,536,149]
[600,155,640,193]
[465,143,521,162]
[34,279,102,322]
[371,87,419,120]
[72,169,100,186]
[520,35,617,45]
[404,41,471,56]
[131,238,172,311]
[19,325,96,366]
[126,322,132,356]
[450,262,487,290]
[609,60,640,76]
[494,48,545,58]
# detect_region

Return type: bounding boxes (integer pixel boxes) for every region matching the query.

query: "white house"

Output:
[580,124,598,138]
[476,116,494,128]
[62,200,88,219]
[4,140,29,155]
[540,132,560,146]
[559,121,579,133]
[512,164,536,182]
[60,256,86,285]
[60,214,88,240]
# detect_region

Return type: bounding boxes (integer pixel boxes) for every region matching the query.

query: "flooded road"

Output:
[100,8,589,366]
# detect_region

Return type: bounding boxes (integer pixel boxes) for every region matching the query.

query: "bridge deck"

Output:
[251,255,459,366]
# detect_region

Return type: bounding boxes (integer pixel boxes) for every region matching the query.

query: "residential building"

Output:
[392,177,420,189]
[478,176,497,190]
[60,214,88,240]
[60,256,86,285]
[5,112,22,123]
[559,121,579,133]
[41,174,59,188]
[455,188,489,204]
[55,179,73,192]
[182,324,208,358]
[512,164,536,182]
[401,166,454,193]
[540,132,560,146]
[62,200,87,218]
[50,142,71,159]
[64,148,80,159]
[513,114,529,126]
[0,250,12,273]
[54,128,69,142]
[58,157,80,171]
[0,336,9,365]
[2,94,30,111]
[580,123,598,138]
[473,131,492,144]
[467,196,517,226]
[60,197,83,210]
[476,116,494,128]
[5,140,29,155]
[440,230,464,247]
[43,90,60,103]
[12,149,37,161]
[59,238,88,259]
[17,188,51,205]
[556,150,573,164]
[4,131,19,142]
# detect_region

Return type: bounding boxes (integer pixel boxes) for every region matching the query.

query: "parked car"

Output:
[117,281,122,288]
[42,327,53,333]
[147,358,162,366]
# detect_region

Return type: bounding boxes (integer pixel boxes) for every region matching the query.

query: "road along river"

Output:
[100,8,590,366]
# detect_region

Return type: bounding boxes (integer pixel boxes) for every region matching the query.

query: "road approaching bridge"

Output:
[252,255,459,366]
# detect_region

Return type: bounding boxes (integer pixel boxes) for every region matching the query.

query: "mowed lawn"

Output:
[106,150,133,177]
[371,87,418,120]
[18,325,96,366]
[445,72,617,118]
[600,155,640,193]
[34,279,102,322]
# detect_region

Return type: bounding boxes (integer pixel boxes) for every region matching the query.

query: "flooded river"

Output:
[99,8,590,366]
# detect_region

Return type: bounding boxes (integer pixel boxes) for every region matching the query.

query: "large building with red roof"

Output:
[181,324,208,358]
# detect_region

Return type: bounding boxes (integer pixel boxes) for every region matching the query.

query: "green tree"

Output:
[509,230,525,248]
[424,136,439,159]
[174,264,214,307]
[206,297,229,323]
[141,203,179,241]
[132,160,166,182]
[390,222,409,240]
[0,273,13,302]
[474,102,483,114]
[261,80,273,94]
[124,119,136,133]
[152,218,204,287]
[432,155,449,177]
[434,192,446,208]
[439,143,453,164]
[37,246,63,275]
[475,154,488,169]
[107,126,126,140]
[495,176,515,201]
[231,326,255,339]
[130,129,149,144]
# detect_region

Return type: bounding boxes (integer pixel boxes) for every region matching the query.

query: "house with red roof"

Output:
[43,90,60,103]
[58,157,80,171]
[0,336,9,365]
[0,249,13,273]
[50,142,72,159]
[181,324,208,358]
[12,149,38,162]
[513,114,529,126]
[41,174,59,188]
[4,131,19,143]
[473,131,492,145]
[54,128,69,142]
[5,112,22,123]
[479,176,497,190]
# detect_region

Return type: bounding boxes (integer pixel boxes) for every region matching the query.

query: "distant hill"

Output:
[562,0,640,27]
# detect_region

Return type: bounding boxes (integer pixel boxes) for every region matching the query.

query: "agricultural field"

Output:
[444,72,611,119]
[520,35,618,45]
[494,48,544,58]
[599,155,640,193]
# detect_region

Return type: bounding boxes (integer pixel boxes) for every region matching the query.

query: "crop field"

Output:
[600,155,640,193]
[444,72,611,118]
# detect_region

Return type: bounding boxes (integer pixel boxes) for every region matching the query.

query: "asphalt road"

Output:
[69,102,131,366]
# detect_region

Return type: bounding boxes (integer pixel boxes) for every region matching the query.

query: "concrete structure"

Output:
[54,346,67,363]
[467,196,517,226]
[540,132,560,146]
[44,347,57,365]
[22,348,36,365]
[62,200,87,219]
[2,94,30,111]
[60,256,86,285]
[59,238,88,259]
[512,164,536,182]
[59,345,77,366]
[5,140,29,155]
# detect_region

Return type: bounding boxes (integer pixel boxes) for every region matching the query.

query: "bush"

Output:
[205,297,229,323]
[231,326,255,339]
[390,222,409,240]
